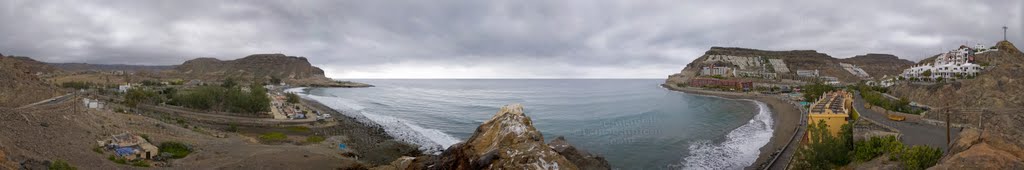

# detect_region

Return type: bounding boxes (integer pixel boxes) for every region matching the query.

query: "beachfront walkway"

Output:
[852,91,959,151]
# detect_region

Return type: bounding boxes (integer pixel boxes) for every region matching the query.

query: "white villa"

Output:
[901,46,984,80]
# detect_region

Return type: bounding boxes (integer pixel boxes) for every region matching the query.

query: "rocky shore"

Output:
[371,104,611,170]
[660,83,802,170]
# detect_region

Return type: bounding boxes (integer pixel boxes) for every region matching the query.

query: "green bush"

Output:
[901,145,943,170]
[853,136,901,161]
[286,126,310,133]
[49,160,77,170]
[306,136,326,144]
[130,160,150,167]
[226,124,239,132]
[108,155,127,164]
[125,88,161,107]
[793,120,853,169]
[158,142,192,159]
[260,132,288,142]
[92,146,104,154]
[286,93,300,104]
[60,81,92,90]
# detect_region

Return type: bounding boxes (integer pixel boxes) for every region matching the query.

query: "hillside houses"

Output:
[901,45,985,80]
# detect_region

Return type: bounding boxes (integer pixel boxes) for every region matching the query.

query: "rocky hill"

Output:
[175,54,370,87]
[888,41,1024,169]
[0,55,61,75]
[374,104,610,170]
[50,63,174,72]
[666,47,911,86]
[0,55,62,107]
[839,53,915,77]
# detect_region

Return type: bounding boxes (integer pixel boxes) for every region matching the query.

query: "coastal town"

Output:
[0,1,1021,169]
[664,36,1024,169]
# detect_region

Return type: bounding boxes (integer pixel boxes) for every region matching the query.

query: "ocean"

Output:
[289,79,773,169]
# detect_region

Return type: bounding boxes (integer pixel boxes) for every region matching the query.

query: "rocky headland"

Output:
[372,104,610,170]
[174,53,372,87]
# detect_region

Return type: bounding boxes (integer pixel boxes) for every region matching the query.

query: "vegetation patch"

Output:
[158,142,192,159]
[259,132,288,142]
[286,126,310,133]
[168,84,270,114]
[796,120,943,170]
[305,136,326,144]
[49,160,77,170]
[801,83,836,102]
[108,155,127,165]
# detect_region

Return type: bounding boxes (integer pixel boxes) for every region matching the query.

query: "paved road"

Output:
[769,106,807,170]
[852,91,959,151]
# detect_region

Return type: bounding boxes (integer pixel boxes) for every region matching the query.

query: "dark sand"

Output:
[662,85,802,170]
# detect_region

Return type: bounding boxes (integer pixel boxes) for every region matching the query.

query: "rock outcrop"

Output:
[175,54,371,87]
[0,55,62,107]
[376,104,610,170]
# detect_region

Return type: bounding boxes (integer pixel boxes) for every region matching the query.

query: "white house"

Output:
[118,84,133,93]
[797,69,819,77]
[901,46,984,80]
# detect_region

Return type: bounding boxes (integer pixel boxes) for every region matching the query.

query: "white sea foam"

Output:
[679,100,774,170]
[292,87,461,154]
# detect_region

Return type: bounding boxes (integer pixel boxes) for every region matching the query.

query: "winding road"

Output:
[852,91,959,151]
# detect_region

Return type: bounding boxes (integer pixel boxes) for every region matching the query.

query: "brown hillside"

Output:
[889,41,1024,169]
[667,47,912,86]
[0,55,62,107]
[839,53,914,77]
[177,54,325,80]
[174,54,368,87]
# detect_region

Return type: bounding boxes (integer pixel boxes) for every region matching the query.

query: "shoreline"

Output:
[660,84,802,170]
[291,87,421,165]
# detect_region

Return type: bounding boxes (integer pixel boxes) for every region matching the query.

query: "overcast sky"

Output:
[1,0,1021,78]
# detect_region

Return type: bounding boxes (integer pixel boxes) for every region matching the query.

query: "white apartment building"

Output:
[701,66,732,77]
[901,46,984,80]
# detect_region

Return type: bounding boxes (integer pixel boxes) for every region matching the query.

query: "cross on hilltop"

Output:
[1004,26,1008,41]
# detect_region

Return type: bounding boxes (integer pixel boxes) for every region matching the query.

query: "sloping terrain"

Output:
[666,47,912,86]
[174,53,368,87]
[50,63,174,72]
[839,53,915,77]
[888,42,1024,169]
[0,55,62,107]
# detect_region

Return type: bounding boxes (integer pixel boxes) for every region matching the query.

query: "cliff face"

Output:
[176,54,324,80]
[376,104,610,170]
[0,55,62,107]
[666,47,912,87]
[174,54,369,87]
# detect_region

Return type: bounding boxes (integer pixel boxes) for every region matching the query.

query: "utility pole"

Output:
[1004,26,1009,41]
[946,106,951,152]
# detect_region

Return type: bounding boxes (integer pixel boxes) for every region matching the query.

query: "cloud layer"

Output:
[1,0,1021,78]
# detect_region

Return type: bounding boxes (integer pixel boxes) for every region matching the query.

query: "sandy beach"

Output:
[661,84,802,170]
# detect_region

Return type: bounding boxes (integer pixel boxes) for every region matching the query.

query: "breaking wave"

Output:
[679,100,774,169]
[286,87,461,154]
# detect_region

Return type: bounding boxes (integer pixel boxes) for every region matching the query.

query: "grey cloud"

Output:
[1,0,1021,78]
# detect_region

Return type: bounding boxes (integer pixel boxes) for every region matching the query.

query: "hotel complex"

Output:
[807,90,854,140]
[901,45,989,80]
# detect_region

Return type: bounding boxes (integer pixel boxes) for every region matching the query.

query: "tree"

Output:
[921,70,932,77]
[221,78,237,88]
[269,76,282,85]
[286,93,300,104]
[793,120,853,169]
[125,88,160,107]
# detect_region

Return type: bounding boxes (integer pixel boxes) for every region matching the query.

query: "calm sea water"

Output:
[290,79,772,169]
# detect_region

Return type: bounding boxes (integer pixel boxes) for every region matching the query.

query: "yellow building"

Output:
[807,90,854,140]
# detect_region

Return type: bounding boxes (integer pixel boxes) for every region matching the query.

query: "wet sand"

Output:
[661,85,802,170]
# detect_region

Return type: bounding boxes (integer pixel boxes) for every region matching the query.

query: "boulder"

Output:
[548,136,611,170]
[434,104,577,170]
